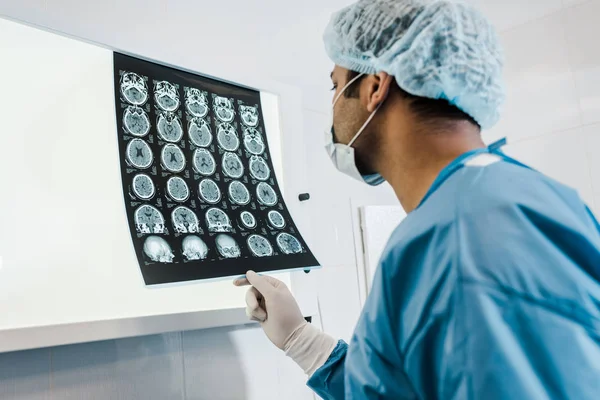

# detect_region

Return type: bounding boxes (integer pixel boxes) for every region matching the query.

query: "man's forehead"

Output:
[330,66,346,80]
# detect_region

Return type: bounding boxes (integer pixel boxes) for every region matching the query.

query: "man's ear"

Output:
[365,72,393,112]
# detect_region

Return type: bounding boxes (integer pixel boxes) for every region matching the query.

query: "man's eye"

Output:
[330,84,337,91]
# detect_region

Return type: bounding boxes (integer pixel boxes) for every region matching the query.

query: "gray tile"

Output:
[50,333,184,400]
[0,347,50,400]
[184,325,286,400]
[183,326,250,400]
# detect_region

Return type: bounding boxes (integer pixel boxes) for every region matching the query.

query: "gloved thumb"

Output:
[245,270,275,298]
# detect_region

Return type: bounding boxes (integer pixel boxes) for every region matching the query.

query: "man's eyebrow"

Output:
[330,71,334,79]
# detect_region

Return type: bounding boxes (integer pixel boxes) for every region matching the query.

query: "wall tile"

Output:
[487,12,581,143]
[275,356,315,400]
[313,265,363,343]
[183,326,282,400]
[504,128,595,208]
[467,0,563,32]
[562,0,595,8]
[50,333,184,400]
[0,348,49,400]
[564,0,600,125]
[582,123,600,215]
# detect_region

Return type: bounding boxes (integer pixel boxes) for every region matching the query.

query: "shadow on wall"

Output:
[0,329,248,400]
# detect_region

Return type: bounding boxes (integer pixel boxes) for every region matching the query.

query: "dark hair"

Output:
[345,70,480,129]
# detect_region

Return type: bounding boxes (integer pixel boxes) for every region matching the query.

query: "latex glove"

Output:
[234,271,337,376]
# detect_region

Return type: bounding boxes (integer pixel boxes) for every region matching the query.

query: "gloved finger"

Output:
[246,306,267,322]
[233,276,250,287]
[245,287,262,311]
[245,270,276,298]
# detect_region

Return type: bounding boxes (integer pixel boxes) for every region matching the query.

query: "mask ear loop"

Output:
[332,73,365,107]
[348,102,383,147]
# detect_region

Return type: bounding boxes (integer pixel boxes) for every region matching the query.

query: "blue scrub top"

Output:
[308,144,600,399]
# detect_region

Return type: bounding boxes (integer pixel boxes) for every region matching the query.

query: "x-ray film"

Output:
[113,53,319,285]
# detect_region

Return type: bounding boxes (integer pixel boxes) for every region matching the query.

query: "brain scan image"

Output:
[243,128,266,155]
[157,113,183,143]
[249,156,271,181]
[213,96,234,122]
[154,80,180,112]
[172,206,200,233]
[143,236,174,263]
[205,208,232,233]
[166,176,190,202]
[239,211,257,229]
[267,210,286,229]
[185,88,209,118]
[228,181,250,205]
[215,234,241,258]
[222,152,244,179]
[120,72,148,105]
[199,179,221,204]
[240,105,259,127]
[193,148,216,176]
[161,144,186,173]
[135,205,165,234]
[188,118,212,148]
[126,138,153,169]
[276,233,303,254]
[216,123,240,151]
[132,173,155,200]
[247,234,274,257]
[256,182,278,206]
[123,106,151,137]
[182,235,209,261]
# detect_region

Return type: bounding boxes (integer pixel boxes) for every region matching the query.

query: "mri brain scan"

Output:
[154,81,180,112]
[222,152,244,179]
[199,179,221,204]
[123,106,151,137]
[247,234,273,257]
[166,176,190,202]
[215,234,241,258]
[126,138,153,169]
[243,128,266,155]
[256,182,278,206]
[205,208,232,233]
[216,123,240,151]
[157,113,183,143]
[188,118,212,148]
[267,210,285,229]
[143,236,174,263]
[120,72,148,105]
[185,88,209,118]
[135,205,165,234]
[213,96,235,122]
[172,206,200,233]
[239,211,257,229]
[161,144,186,173]
[228,181,250,205]
[193,148,216,176]
[276,233,303,254]
[249,156,270,181]
[240,105,259,127]
[182,235,209,261]
[132,173,155,200]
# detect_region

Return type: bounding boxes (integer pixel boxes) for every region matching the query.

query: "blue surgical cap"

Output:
[324,0,505,129]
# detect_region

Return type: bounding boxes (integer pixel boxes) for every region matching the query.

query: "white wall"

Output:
[483,0,600,215]
[1,0,599,399]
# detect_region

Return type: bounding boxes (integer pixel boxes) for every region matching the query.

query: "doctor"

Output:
[235,0,600,398]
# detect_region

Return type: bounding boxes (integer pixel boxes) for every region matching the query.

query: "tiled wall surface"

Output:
[0,326,314,400]
[1,0,599,398]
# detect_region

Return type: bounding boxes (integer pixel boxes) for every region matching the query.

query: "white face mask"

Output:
[324,73,385,186]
